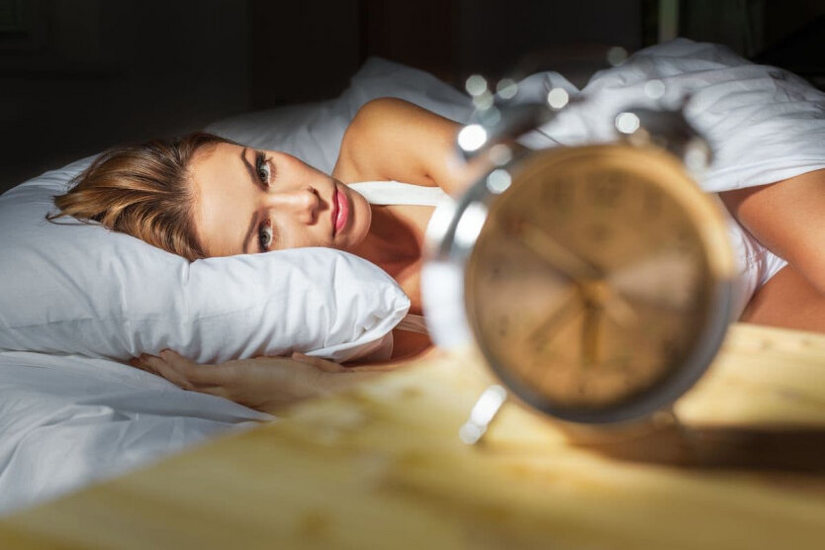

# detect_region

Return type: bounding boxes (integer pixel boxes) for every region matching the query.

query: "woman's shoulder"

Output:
[333,98,423,180]
[346,97,430,137]
[332,97,462,190]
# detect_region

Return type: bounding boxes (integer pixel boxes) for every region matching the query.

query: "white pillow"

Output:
[0,157,409,364]
[205,57,474,172]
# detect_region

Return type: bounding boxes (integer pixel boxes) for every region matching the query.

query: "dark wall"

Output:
[247,0,362,108]
[2,0,823,195]
[457,0,641,83]
[678,0,825,56]
[0,0,249,192]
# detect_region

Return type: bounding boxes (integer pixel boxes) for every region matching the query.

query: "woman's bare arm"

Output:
[719,168,825,294]
[132,351,399,413]
[334,98,470,195]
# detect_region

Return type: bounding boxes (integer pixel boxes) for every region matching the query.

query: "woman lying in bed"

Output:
[50,96,825,412]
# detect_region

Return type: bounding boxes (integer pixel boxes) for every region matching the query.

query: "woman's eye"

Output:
[259,221,273,251]
[256,153,272,186]
[258,163,270,184]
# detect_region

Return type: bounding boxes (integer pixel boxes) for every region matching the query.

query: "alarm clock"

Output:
[422,100,736,442]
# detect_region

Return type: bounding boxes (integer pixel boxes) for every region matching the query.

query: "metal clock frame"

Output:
[423,142,736,426]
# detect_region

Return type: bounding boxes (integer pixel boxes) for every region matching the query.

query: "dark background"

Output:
[1,0,823,194]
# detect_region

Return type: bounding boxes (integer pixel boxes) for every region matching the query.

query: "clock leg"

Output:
[459,385,509,445]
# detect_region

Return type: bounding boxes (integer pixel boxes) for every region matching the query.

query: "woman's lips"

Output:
[331,188,339,236]
[333,185,349,236]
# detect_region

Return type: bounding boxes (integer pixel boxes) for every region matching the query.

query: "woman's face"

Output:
[189,143,371,257]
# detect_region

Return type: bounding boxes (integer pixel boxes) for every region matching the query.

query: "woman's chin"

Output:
[341,221,369,252]
[345,191,372,246]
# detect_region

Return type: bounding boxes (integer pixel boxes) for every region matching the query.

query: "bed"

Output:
[1,38,824,516]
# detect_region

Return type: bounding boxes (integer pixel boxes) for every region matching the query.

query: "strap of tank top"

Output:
[394,313,429,335]
[348,181,453,207]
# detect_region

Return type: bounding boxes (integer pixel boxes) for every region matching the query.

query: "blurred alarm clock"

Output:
[422,96,735,442]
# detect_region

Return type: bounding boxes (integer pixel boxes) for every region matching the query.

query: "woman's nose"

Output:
[265,188,320,223]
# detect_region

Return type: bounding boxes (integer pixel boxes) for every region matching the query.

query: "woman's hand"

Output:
[131,350,393,412]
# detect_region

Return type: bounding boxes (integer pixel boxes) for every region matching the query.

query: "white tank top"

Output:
[348,181,452,207]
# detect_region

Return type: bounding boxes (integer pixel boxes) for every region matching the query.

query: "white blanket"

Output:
[519,38,825,192]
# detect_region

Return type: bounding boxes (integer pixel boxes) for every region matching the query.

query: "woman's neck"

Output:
[351,206,421,279]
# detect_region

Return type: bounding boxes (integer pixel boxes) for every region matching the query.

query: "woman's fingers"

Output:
[290,352,403,373]
[127,349,400,413]
[290,352,348,373]
[139,353,195,390]
[158,349,212,382]
[128,357,147,371]
[345,363,402,373]
[164,350,245,388]
[131,350,392,411]
[129,350,245,404]
[319,370,384,393]
[132,350,217,389]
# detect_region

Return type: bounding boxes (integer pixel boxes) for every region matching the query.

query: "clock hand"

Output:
[527,287,582,352]
[510,219,604,281]
[602,291,638,329]
[581,304,596,366]
[580,280,637,331]
[607,249,696,311]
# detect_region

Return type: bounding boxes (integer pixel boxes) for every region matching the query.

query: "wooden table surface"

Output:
[1,323,825,549]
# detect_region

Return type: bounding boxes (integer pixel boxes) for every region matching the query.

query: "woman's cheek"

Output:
[282,224,323,250]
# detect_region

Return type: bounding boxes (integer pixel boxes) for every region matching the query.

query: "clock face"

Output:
[465,146,729,421]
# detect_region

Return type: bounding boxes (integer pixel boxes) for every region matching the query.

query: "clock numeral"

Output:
[542,181,573,213]
[587,174,623,208]
[488,264,503,282]
[672,225,693,253]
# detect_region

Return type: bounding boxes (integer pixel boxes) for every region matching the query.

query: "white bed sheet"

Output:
[0,350,269,515]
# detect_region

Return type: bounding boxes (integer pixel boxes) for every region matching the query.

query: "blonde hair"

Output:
[48,132,232,261]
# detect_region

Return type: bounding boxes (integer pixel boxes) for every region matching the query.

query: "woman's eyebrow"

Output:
[242,211,259,254]
[240,147,262,189]
[240,147,260,254]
